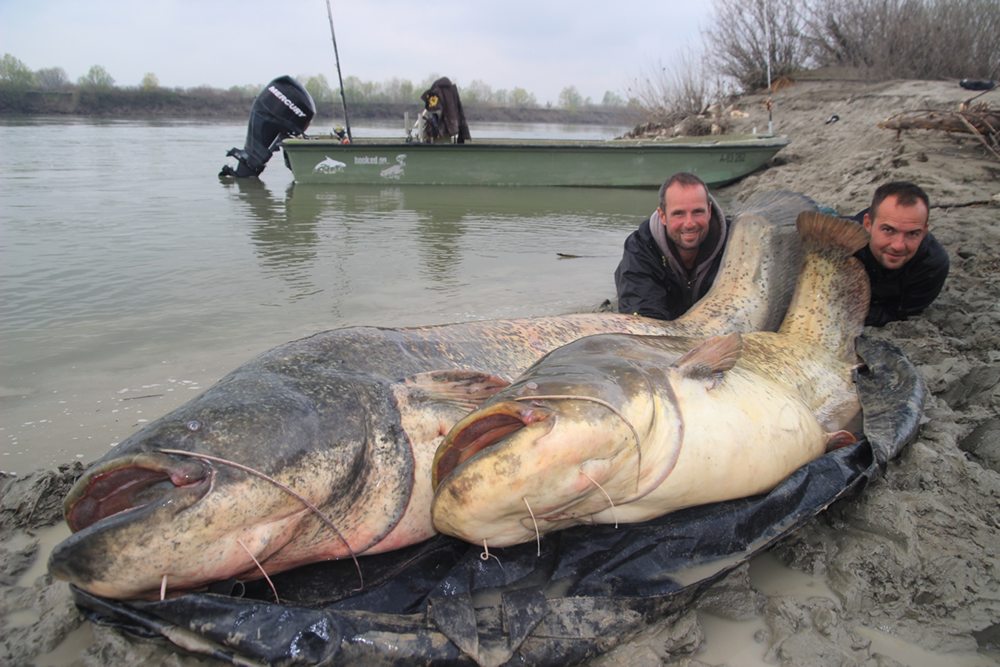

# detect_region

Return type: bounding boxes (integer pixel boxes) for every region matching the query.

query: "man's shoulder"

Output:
[853,242,881,276]
[618,219,663,272]
[919,232,949,270]
[923,231,946,252]
[623,218,654,246]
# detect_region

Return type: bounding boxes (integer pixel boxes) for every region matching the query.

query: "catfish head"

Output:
[431,333,704,547]
[48,364,406,600]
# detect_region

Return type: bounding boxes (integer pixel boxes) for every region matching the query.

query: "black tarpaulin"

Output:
[71,336,925,666]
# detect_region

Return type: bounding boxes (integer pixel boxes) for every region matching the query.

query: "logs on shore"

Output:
[879,103,999,159]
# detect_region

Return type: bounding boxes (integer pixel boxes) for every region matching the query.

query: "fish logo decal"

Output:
[380,154,407,180]
[314,156,346,174]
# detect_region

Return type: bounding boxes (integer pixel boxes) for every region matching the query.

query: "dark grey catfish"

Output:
[48,191,812,600]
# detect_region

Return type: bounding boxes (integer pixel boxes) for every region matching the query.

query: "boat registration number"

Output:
[719,152,746,163]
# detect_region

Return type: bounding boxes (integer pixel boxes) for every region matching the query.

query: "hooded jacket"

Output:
[852,208,949,327]
[418,77,471,144]
[614,195,729,320]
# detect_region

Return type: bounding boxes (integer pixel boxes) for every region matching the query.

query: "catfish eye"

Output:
[186,420,202,432]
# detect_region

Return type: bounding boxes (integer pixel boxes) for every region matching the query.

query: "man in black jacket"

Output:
[614,172,729,320]
[854,181,949,327]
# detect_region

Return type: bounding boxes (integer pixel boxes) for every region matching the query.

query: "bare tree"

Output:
[698,0,999,89]
[628,51,728,125]
[703,0,810,91]
[802,0,1000,80]
[962,0,1000,79]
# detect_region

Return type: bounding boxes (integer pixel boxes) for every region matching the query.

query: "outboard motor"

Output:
[220,75,316,178]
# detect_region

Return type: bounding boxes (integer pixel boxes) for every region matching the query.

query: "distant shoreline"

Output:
[0,89,642,127]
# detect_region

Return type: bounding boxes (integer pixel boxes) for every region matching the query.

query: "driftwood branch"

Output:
[956,114,1000,161]
[879,108,1000,135]
[878,105,1000,160]
[931,200,996,210]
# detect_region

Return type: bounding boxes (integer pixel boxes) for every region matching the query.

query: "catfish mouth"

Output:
[65,453,212,533]
[432,401,552,489]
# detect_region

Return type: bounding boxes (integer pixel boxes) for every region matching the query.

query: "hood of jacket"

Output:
[648,193,728,284]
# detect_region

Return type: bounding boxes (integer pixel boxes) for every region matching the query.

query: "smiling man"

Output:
[614,172,729,320]
[855,181,950,326]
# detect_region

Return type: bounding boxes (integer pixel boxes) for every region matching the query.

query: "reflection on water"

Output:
[415,206,466,288]
[223,179,660,305]
[223,178,321,299]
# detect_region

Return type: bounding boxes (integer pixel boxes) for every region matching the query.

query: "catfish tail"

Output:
[682,191,815,334]
[729,189,820,226]
[777,212,870,362]
[796,210,869,256]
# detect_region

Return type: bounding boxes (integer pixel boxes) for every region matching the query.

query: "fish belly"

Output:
[614,372,827,523]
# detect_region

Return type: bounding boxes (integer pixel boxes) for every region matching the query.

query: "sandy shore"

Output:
[2,78,999,666]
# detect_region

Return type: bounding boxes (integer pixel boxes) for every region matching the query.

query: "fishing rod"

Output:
[764,0,774,135]
[325,0,353,142]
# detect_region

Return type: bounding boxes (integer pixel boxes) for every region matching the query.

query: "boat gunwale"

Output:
[280,135,790,151]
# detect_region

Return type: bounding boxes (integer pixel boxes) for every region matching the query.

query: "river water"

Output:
[0,117,650,475]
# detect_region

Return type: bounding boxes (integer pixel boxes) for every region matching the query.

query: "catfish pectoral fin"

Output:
[402,370,511,411]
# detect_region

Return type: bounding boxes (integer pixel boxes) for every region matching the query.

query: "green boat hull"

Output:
[280,135,789,187]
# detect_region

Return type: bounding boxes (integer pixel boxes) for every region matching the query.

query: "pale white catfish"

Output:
[432,212,868,547]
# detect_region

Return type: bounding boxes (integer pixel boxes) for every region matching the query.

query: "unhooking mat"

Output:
[71,335,926,666]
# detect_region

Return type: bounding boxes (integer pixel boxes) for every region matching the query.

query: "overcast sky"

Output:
[0,0,717,105]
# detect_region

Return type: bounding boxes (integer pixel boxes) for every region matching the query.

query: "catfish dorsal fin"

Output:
[672,332,743,383]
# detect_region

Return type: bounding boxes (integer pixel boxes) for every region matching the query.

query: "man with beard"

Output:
[614,172,729,320]
[854,181,949,326]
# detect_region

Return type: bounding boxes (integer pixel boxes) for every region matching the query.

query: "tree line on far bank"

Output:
[0,55,634,121]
